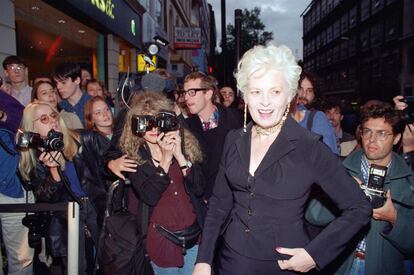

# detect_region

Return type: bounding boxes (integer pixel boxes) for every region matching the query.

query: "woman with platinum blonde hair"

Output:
[193,44,371,274]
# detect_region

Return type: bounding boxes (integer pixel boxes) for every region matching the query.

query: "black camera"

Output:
[362,164,387,208]
[131,110,180,134]
[402,96,414,124]
[16,129,64,152]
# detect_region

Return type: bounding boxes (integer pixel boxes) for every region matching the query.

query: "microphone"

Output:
[140,73,166,93]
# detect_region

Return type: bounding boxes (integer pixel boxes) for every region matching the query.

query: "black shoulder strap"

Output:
[307,110,317,131]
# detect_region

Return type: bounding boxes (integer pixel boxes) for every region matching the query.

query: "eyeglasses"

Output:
[33,112,59,125]
[180,88,207,97]
[360,128,394,141]
[6,64,25,71]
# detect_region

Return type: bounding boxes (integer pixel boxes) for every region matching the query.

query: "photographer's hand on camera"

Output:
[157,132,175,172]
[39,151,62,181]
[372,191,397,225]
[393,95,407,111]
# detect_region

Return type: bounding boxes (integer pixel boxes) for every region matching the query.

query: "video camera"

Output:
[15,129,64,152]
[131,110,180,134]
[360,164,387,208]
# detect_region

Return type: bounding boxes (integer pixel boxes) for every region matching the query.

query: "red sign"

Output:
[174,27,201,49]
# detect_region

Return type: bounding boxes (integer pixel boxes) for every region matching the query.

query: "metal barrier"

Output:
[0,202,79,275]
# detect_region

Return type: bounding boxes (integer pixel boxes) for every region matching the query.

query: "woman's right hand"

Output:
[192,263,211,275]
[39,151,61,168]
[107,154,138,180]
[39,151,62,181]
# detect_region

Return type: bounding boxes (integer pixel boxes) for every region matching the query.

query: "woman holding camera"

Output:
[118,91,205,275]
[18,102,110,274]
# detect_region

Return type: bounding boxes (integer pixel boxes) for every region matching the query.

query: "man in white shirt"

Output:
[2,56,32,106]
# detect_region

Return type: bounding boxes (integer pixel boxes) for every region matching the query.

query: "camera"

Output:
[401,96,414,124]
[22,213,50,248]
[16,129,64,152]
[131,110,180,134]
[361,164,387,208]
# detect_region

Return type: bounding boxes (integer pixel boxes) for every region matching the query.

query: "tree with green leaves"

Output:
[215,7,273,87]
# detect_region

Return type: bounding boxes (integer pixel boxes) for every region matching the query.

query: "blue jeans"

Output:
[349,258,365,275]
[151,245,198,275]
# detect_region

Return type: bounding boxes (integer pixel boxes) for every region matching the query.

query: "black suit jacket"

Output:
[196,116,371,269]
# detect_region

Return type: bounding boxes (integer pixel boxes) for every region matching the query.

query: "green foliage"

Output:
[216,7,273,86]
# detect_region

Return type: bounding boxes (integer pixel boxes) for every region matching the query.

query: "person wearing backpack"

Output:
[117,91,206,275]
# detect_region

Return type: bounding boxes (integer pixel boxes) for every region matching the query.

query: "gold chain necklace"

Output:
[254,105,290,136]
[255,122,283,136]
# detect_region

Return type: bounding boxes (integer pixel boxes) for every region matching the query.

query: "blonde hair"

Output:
[19,102,80,181]
[119,91,203,164]
[234,43,302,98]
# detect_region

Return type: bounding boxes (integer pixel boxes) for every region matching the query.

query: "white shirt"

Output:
[10,85,32,106]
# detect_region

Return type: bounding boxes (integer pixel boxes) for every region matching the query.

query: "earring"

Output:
[243,103,247,133]
[281,103,290,122]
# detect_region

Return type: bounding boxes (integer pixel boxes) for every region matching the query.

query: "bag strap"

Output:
[306,110,317,131]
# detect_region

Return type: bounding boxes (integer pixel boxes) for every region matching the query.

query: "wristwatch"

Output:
[180,160,193,169]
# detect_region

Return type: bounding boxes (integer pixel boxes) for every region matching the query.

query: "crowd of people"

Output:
[0,42,413,275]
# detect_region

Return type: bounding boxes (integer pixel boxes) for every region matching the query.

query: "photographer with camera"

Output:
[393,95,414,170]
[117,91,206,274]
[307,103,414,274]
[17,102,110,274]
[0,90,34,275]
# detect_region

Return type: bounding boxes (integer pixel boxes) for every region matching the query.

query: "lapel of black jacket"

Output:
[253,116,298,177]
[235,123,253,171]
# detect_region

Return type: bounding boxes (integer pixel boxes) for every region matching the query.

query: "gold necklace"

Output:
[254,104,290,136]
[255,123,283,136]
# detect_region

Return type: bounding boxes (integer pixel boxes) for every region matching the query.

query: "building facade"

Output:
[0,0,215,94]
[302,0,409,102]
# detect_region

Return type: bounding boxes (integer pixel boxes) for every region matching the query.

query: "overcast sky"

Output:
[208,0,312,60]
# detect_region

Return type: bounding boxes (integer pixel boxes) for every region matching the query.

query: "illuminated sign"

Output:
[131,20,136,36]
[137,54,157,72]
[52,0,141,48]
[90,0,115,19]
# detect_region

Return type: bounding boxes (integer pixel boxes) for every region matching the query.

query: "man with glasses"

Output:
[2,55,32,106]
[183,72,242,200]
[310,103,414,274]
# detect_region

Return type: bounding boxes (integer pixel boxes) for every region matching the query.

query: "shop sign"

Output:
[137,54,157,72]
[57,0,141,47]
[90,0,115,19]
[174,27,201,49]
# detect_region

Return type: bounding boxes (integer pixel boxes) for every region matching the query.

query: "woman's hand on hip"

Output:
[276,247,316,272]
[192,263,211,275]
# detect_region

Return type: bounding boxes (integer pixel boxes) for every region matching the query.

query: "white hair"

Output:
[234,43,302,98]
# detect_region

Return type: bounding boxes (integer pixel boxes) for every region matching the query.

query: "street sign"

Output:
[137,54,157,72]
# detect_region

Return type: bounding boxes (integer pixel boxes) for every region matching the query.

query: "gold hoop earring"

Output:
[243,103,247,132]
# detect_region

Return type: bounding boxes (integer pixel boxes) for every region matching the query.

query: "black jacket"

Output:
[127,146,206,229]
[31,129,110,224]
[185,104,242,199]
[196,116,372,269]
